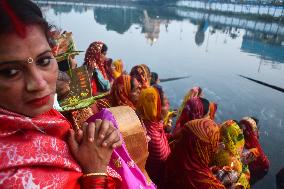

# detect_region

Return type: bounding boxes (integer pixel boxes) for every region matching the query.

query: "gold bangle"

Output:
[82,172,108,178]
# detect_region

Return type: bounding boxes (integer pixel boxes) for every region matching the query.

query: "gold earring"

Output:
[27,57,33,64]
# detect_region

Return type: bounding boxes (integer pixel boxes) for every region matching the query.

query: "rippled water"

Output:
[37,1,284,188]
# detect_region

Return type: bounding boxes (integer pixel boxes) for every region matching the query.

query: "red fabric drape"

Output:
[240,119,269,183]
[84,41,108,79]
[0,108,120,188]
[165,119,225,189]
[110,75,135,109]
[174,97,204,135]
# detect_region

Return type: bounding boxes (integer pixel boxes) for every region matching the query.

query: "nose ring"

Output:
[27,57,33,64]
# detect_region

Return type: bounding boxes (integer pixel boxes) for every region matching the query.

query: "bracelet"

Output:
[82,172,108,178]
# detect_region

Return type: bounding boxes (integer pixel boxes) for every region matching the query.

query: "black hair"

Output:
[197,87,203,96]
[130,76,135,91]
[0,0,52,42]
[200,97,210,116]
[232,120,240,125]
[106,58,113,64]
[57,59,70,72]
[250,116,259,125]
[101,44,108,54]
[150,72,158,85]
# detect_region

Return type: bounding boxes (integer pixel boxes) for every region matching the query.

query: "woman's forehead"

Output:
[0,25,49,62]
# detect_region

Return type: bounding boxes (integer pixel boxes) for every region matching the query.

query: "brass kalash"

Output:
[53,32,150,181]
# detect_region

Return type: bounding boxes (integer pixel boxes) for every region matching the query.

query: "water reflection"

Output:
[94,7,137,34]
[175,9,284,65]
[94,7,171,45]
[242,31,284,64]
[143,10,167,45]
[195,20,209,46]
[37,0,284,65]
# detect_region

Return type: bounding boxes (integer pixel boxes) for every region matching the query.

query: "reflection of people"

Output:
[0,0,122,188]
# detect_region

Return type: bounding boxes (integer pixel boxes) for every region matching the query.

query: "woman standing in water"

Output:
[0,0,122,188]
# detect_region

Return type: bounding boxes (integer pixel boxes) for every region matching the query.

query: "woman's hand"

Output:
[67,119,122,174]
[241,148,258,164]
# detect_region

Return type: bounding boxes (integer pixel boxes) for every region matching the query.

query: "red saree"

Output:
[174,97,204,135]
[240,117,269,184]
[110,75,135,109]
[84,41,108,79]
[165,119,225,189]
[144,120,171,189]
[175,97,217,135]
[137,87,170,189]
[91,75,135,114]
[0,108,121,188]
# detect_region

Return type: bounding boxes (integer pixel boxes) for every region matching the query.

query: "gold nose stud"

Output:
[27,57,33,64]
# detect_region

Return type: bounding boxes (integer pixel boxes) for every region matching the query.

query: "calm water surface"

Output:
[38,1,284,188]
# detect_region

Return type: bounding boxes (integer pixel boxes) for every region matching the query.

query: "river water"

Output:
[37,1,284,188]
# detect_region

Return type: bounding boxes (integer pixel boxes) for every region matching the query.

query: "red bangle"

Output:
[81,176,117,189]
[81,176,107,189]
